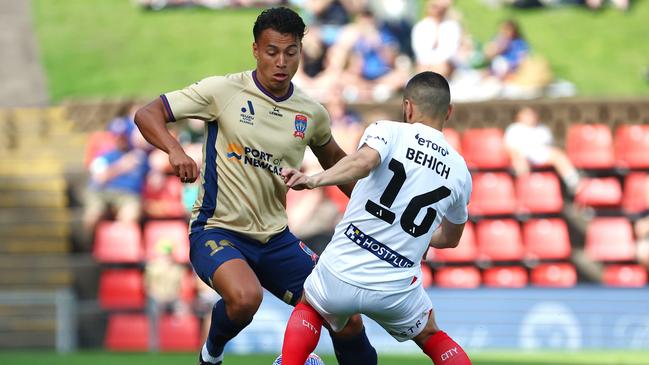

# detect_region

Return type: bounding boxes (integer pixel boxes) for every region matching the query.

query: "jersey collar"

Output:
[252,70,294,102]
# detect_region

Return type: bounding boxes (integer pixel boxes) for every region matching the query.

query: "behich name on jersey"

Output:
[406,147,450,180]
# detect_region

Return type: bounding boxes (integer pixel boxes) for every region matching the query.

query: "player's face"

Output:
[253,29,301,97]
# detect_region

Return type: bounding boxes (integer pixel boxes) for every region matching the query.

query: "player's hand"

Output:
[169,147,199,183]
[281,168,316,190]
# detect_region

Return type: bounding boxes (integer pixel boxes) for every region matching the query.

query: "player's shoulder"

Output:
[192,71,247,91]
[291,86,329,117]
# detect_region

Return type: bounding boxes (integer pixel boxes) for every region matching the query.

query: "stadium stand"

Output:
[530,263,578,287]
[585,217,636,262]
[515,172,563,214]
[482,266,528,288]
[93,221,143,263]
[461,128,510,169]
[434,266,481,288]
[476,219,524,262]
[468,172,516,216]
[566,123,615,169]
[614,124,649,169]
[428,221,477,263]
[4,98,649,352]
[158,314,201,351]
[602,264,648,287]
[143,220,190,263]
[0,107,86,349]
[523,218,571,261]
[104,313,150,351]
[622,172,648,215]
[98,269,146,310]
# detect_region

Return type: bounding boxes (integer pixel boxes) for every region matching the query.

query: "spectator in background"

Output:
[301,0,366,46]
[369,0,417,58]
[484,19,529,80]
[82,114,149,243]
[145,239,189,349]
[504,107,581,192]
[328,8,410,102]
[411,0,462,78]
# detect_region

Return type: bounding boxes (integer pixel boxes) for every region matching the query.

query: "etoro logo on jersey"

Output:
[226,143,283,175]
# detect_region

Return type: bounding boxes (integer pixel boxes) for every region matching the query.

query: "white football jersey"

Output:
[319,120,472,290]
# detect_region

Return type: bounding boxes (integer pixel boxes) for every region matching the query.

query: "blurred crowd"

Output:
[135,0,585,102]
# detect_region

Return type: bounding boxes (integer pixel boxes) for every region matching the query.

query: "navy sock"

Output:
[331,327,378,365]
[205,299,252,357]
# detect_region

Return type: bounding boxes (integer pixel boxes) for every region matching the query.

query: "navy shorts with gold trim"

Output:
[189,227,318,305]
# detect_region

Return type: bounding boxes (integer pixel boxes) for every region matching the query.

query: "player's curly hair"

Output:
[253,7,305,42]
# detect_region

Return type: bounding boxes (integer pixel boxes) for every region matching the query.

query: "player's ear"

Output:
[252,42,259,60]
[445,104,454,122]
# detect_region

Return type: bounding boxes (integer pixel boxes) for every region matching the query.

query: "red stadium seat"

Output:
[461,128,510,169]
[531,263,577,287]
[98,269,145,310]
[602,264,648,287]
[428,222,477,263]
[585,218,635,262]
[574,177,622,208]
[142,175,186,219]
[420,263,434,288]
[105,313,149,351]
[159,314,201,351]
[622,173,649,214]
[143,220,190,263]
[615,124,649,169]
[468,173,516,216]
[566,124,614,169]
[476,219,524,262]
[523,219,571,260]
[84,131,117,168]
[516,172,563,214]
[443,128,461,154]
[483,266,528,288]
[93,221,143,263]
[434,266,481,288]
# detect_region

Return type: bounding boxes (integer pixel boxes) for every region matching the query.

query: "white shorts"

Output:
[303,263,433,342]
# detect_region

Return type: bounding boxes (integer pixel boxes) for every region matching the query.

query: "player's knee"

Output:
[331,314,364,339]
[226,287,263,322]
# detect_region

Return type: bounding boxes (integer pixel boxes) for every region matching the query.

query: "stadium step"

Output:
[0,268,73,288]
[0,222,70,239]
[0,238,70,254]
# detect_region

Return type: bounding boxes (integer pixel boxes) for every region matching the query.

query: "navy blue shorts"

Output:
[189,227,319,305]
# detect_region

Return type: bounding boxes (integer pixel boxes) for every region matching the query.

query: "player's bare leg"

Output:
[200,259,263,365]
[413,309,472,365]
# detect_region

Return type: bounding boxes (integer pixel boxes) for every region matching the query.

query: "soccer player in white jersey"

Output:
[134,7,377,365]
[280,71,473,365]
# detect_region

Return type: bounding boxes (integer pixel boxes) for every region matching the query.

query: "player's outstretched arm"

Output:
[134,98,198,183]
[311,137,356,197]
[283,145,380,190]
[429,218,465,249]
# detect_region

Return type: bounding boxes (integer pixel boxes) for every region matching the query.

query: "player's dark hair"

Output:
[403,71,451,121]
[253,7,306,42]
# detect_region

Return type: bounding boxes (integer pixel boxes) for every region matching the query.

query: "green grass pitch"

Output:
[1,351,648,365]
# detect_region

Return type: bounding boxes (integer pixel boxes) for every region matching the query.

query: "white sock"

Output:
[201,343,224,364]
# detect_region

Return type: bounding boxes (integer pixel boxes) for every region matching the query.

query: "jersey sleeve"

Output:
[445,168,472,224]
[161,76,226,122]
[309,104,333,148]
[358,121,392,163]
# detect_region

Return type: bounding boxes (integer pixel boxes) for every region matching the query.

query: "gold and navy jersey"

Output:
[162,70,332,242]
